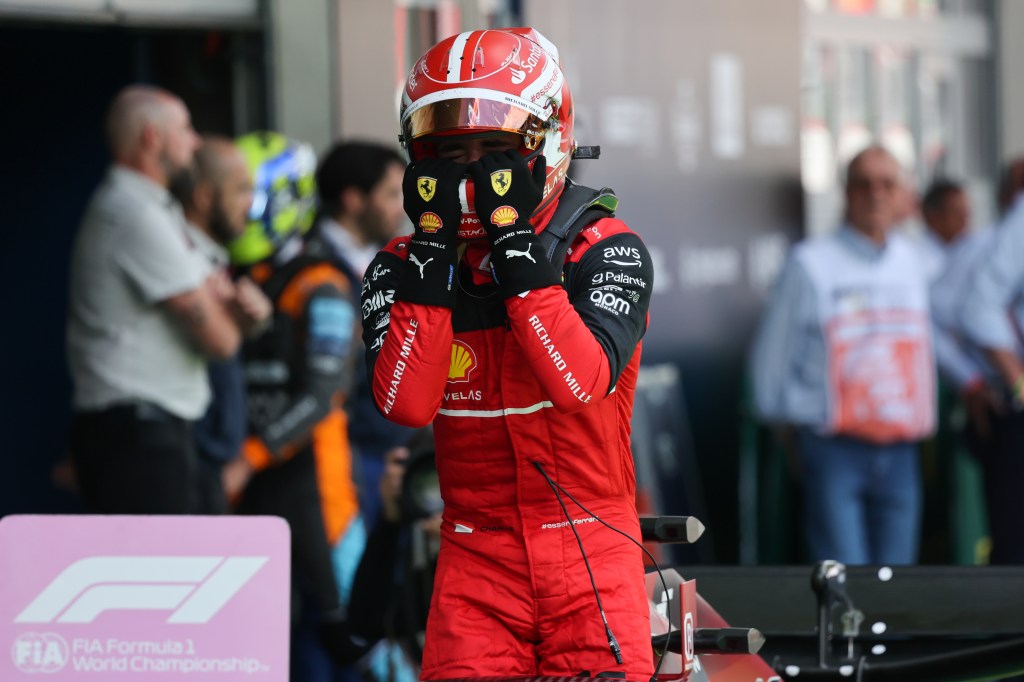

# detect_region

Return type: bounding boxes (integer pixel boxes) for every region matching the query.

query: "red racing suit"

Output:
[361,188,655,679]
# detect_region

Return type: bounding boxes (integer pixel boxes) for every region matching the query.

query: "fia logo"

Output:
[11,632,68,673]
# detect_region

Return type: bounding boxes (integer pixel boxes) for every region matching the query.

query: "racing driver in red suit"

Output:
[361,27,655,680]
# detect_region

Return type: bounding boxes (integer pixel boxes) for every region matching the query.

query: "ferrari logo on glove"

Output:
[490,170,511,196]
[418,176,437,202]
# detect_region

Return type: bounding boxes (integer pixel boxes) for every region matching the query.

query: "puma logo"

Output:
[505,243,536,264]
[409,253,433,278]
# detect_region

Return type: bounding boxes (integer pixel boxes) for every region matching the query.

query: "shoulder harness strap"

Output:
[538,178,619,267]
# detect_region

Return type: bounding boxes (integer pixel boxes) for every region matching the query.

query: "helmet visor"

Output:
[403,97,544,143]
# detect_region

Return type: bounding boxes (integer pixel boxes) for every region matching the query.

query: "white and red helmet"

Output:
[399,27,575,239]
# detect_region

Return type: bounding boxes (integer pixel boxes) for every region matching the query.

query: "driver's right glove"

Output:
[395,158,465,308]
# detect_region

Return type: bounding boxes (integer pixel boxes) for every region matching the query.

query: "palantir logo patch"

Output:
[15,556,267,625]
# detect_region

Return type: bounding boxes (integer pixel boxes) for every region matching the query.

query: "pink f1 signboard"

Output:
[0,515,290,680]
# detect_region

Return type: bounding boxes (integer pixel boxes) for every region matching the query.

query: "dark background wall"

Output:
[0,25,264,516]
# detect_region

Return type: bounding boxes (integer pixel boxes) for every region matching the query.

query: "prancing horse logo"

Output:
[490,170,511,197]
[418,176,436,202]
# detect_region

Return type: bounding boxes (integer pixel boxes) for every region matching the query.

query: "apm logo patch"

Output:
[15,556,267,625]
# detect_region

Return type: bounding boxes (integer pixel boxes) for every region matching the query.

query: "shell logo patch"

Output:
[490,206,519,227]
[419,212,443,232]
[448,340,478,382]
[418,176,436,202]
[490,170,511,196]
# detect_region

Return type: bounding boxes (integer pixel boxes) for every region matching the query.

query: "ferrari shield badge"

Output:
[418,176,436,202]
[490,170,511,197]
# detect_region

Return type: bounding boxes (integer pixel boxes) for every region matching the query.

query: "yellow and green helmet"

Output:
[229,131,318,266]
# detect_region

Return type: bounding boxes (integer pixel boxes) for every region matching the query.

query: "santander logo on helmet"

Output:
[399,27,576,240]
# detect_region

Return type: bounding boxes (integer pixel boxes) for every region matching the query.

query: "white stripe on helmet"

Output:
[447,32,473,83]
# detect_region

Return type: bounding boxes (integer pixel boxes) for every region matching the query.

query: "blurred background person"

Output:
[170,135,273,514]
[751,146,936,565]
[310,141,412,526]
[917,179,1000,441]
[958,157,1024,565]
[311,141,407,279]
[894,181,925,237]
[223,131,363,681]
[324,427,439,682]
[66,85,253,514]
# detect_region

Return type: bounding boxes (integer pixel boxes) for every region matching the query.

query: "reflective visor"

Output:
[403,97,544,142]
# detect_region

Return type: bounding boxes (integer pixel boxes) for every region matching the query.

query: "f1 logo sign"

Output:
[15,556,267,624]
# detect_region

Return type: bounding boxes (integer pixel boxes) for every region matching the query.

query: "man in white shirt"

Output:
[67,85,253,514]
[751,147,935,565]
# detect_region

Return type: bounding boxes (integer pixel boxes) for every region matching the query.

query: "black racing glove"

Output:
[396,158,465,308]
[467,151,562,298]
